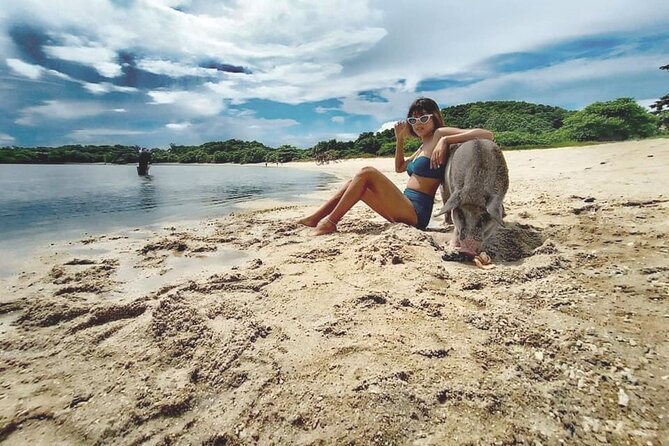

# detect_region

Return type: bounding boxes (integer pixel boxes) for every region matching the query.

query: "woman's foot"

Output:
[297,216,318,227]
[313,218,337,236]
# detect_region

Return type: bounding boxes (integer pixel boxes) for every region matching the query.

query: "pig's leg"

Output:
[449,227,461,249]
[439,184,454,225]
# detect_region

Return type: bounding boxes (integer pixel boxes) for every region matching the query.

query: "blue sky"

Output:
[1,0,668,149]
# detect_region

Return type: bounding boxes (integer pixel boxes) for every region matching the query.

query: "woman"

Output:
[298,97,493,235]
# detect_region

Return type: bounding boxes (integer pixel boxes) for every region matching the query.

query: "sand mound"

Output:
[485,221,546,262]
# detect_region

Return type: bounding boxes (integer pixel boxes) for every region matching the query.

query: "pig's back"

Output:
[447,139,508,196]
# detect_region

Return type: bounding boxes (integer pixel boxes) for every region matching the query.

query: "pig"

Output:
[435,138,509,257]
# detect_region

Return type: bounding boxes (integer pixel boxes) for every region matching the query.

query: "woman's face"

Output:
[409,109,435,137]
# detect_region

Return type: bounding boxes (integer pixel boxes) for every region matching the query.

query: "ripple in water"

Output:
[0,163,334,244]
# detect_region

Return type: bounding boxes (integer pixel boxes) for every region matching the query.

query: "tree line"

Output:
[1,96,665,165]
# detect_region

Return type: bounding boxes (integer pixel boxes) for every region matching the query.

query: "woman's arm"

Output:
[430,127,494,169]
[394,121,420,173]
[396,147,421,173]
[435,126,494,142]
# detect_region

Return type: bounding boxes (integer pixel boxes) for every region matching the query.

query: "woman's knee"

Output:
[356,166,379,180]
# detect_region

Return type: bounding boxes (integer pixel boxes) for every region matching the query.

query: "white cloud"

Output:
[46,69,78,82]
[1,0,388,102]
[331,116,345,123]
[243,118,298,131]
[70,128,146,136]
[2,0,669,148]
[0,132,16,144]
[315,106,340,114]
[69,128,147,141]
[6,0,667,111]
[82,82,138,95]
[204,80,240,101]
[137,59,220,77]
[428,54,668,109]
[4,62,100,92]
[348,1,669,84]
[337,53,669,122]
[148,90,225,116]
[231,116,302,143]
[378,120,398,133]
[43,45,122,77]
[206,69,403,105]
[166,122,192,130]
[333,133,358,141]
[6,58,43,79]
[162,114,300,147]
[15,100,115,126]
[252,62,343,84]
[233,109,256,117]
[637,99,658,111]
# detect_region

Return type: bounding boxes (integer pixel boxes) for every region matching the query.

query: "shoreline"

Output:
[0,162,338,278]
[0,195,309,280]
[1,138,668,444]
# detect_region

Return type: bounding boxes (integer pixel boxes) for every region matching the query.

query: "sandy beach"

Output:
[1,139,668,445]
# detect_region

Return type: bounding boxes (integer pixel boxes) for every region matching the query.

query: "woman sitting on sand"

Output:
[298,97,493,235]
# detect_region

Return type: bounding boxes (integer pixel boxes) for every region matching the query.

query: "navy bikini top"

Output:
[406,156,445,179]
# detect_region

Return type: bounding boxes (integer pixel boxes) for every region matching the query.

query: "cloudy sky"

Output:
[1,0,668,149]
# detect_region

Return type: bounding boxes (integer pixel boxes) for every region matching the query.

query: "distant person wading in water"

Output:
[138,149,151,175]
[297,97,493,235]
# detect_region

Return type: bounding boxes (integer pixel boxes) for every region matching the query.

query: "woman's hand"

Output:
[394,121,409,142]
[430,137,448,170]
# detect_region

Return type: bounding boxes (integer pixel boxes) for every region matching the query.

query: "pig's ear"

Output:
[435,190,460,216]
[486,195,505,227]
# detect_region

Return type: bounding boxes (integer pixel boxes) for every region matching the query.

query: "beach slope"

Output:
[1,139,668,445]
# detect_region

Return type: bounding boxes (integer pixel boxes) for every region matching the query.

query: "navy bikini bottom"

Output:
[403,188,434,229]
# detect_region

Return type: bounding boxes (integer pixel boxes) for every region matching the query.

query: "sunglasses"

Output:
[407,114,432,126]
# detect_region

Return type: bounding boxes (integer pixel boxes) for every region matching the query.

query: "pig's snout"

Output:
[453,237,482,258]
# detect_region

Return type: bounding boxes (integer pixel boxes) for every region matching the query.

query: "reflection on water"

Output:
[205,184,264,206]
[0,164,334,245]
[138,176,157,211]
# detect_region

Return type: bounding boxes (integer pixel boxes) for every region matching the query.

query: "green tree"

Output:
[562,98,659,141]
[239,148,266,164]
[650,64,669,129]
[377,141,397,157]
[213,151,231,163]
[314,150,340,164]
[495,131,545,147]
[177,152,197,163]
[274,145,303,162]
[354,132,381,154]
[442,101,571,133]
[311,139,337,159]
[654,110,669,130]
[265,152,279,164]
[194,150,211,163]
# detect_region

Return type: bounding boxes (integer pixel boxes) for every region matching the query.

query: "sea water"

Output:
[0,163,334,275]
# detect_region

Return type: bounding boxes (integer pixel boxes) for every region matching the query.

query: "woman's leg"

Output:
[314,167,418,235]
[297,179,352,227]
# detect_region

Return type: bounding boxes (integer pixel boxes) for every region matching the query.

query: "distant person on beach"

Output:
[297,97,493,235]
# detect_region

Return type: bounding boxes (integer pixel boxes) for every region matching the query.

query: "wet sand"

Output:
[1,138,668,445]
